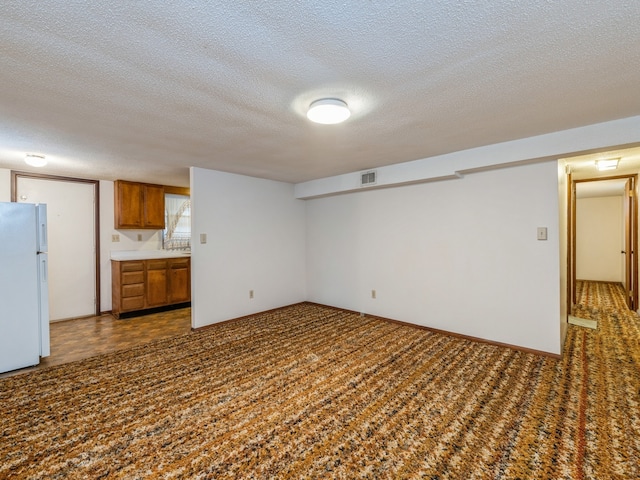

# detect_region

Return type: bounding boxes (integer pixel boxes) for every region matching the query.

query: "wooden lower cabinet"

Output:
[146,260,169,307]
[169,258,190,303]
[112,257,190,318]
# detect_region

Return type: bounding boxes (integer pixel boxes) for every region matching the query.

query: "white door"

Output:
[16,177,96,320]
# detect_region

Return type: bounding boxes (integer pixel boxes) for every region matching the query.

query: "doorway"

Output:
[12,172,100,320]
[570,175,638,311]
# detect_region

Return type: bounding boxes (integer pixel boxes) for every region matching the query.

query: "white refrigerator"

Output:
[0,202,50,373]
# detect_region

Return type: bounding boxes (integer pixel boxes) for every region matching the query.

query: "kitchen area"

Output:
[0,170,192,374]
[110,180,191,319]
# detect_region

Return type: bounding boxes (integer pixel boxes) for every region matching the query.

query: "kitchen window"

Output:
[163,193,191,251]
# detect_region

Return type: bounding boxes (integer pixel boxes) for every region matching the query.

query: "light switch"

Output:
[537,227,548,241]
[200,233,207,244]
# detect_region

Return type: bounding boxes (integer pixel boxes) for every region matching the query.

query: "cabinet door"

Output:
[146,260,168,307]
[169,258,191,303]
[143,184,165,229]
[115,181,143,228]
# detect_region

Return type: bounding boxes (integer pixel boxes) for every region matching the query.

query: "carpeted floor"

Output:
[573,279,631,319]
[1,288,639,479]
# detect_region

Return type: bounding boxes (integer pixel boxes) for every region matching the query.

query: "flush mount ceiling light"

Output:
[24,154,47,167]
[307,98,351,124]
[596,157,620,171]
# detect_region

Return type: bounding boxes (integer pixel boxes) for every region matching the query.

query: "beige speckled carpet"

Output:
[1,292,639,478]
[573,279,631,319]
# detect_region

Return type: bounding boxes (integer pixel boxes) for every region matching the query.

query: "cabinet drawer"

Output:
[122,283,144,298]
[169,258,190,268]
[147,259,168,270]
[122,296,144,311]
[122,271,144,285]
[121,261,144,272]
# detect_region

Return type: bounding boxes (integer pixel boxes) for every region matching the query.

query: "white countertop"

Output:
[111,250,191,261]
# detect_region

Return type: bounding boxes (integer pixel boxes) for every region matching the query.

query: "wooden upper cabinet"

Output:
[115,180,165,229]
[115,181,143,228]
[143,184,165,228]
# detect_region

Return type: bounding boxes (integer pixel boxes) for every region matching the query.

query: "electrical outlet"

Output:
[137,233,142,241]
[249,290,254,299]
[112,234,120,242]
[371,289,376,299]
[200,233,207,244]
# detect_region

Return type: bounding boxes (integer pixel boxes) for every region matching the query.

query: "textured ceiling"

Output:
[0,1,639,187]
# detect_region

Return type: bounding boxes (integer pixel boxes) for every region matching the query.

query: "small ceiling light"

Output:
[307,98,351,124]
[595,158,620,171]
[25,154,47,167]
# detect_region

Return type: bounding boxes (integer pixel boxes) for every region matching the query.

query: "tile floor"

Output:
[1,307,192,378]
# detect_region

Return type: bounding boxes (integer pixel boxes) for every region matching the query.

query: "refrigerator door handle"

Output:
[41,223,47,249]
[36,204,48,253]
[41,257,47,282]
[38,252,50,358]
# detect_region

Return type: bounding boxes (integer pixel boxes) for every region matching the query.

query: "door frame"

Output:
[567,169,574,313]
[11,171,101,316]
[569,173,638,310]
[623,177,635,309]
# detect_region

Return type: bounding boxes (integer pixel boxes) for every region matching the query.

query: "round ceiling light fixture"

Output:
[307,98,351,124]
[25,154,47,167]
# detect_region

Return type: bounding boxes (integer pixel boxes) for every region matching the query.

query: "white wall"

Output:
[306,161,562,355]
[190,168,306,328]
[99,181,114,312]
[576,196,624,282]
[557,160,569,346]
[0,169,10,201]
